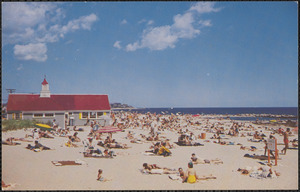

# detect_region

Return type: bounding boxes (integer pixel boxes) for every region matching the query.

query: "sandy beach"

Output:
[2,113,298,190]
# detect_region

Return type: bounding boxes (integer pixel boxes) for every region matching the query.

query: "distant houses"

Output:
[6,78,111,128]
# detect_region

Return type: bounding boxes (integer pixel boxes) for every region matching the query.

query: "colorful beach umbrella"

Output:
[34,123,54,131]
[96,126,122,133]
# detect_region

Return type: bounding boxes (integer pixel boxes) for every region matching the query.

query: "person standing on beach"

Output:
[281,128,290,155]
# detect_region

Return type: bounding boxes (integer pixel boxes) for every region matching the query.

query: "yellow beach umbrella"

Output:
[34,123,54,130]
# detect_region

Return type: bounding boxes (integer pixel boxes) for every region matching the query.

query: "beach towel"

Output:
[142,152,157,156]
[198,175,217,180]
[83,153,113,158]
[288,147,298,150]
[51,160,82,166]
[168,174,181,180]
[174,142,204,146]
[244,154,281,160]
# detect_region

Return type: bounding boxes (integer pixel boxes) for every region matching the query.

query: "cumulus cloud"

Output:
[126,26,178,51]
[125,2,220,52]
[2,2,98,62]
[14,43,48,62]
[113,41,122,49]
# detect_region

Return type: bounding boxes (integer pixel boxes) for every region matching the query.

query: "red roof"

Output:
[7,94,111,112]
[41,78,48,85]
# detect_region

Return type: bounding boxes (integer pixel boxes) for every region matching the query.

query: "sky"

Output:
[2,2,298,108]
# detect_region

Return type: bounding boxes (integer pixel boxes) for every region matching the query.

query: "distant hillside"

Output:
[110,103,134,109]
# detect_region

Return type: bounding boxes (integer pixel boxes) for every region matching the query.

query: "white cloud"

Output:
[138,19,147,24]
[113,41,122,49]
[147,20,154,25]
[126,26,178,51]
[54,13,98,36]
[121,19,128,24]
[2,2,98,62]
[141,26,178,50]
[14,43,48,62]
[17,64,24,71]
[2,2,56,33]
[125,2,220,51]
[189,2,221,14]
[172,12,200,39]
[126,42,140,52]
[199,20,212,27]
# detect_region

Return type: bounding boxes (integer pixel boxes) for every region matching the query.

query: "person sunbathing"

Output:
[97,169,111,182]
[164,139,174,149]
[186,162,198,183]
[71,132,81,142]
[178,167,187,183]
[106,142,128,149]
[73,126,84,132]
[291,139,298,147]
[127,131,134,139]
[253,131,263,140]
[104,136,112,145]
[2,137,21,145]
[191,153,206,164]
[39,131,54,139]
[145,142,160,154]
[27,141,51,151]
[142,163,161,170]
[130,138,143,143]
[241,145,258,152]
[178,134,187,145]
[157,142,171,156]
[10,137,33,142]
[142,163,175,171]
[65,136,79,147]
[103,149,115,157]
[142,166,177,174]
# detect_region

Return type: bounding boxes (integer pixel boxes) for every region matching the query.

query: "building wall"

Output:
[22,112,65,128]
[71,111,111,126]
[7,110,112,128]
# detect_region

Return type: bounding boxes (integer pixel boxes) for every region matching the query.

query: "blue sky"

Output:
[2,2,298,108]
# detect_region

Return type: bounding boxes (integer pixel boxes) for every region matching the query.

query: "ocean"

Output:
[113,107,298,121]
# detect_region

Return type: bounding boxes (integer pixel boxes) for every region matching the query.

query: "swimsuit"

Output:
[187,175,196,183]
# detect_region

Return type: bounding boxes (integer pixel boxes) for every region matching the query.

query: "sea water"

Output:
[113,107,298,121]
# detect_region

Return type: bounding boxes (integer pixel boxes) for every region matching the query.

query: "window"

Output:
[90,112,96,119]
[15,113,23,120]
[33,113,43,118]
[45,113,54,117]
[97,112,103,118]
[82,112,88,119]
[69,112,73,115]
